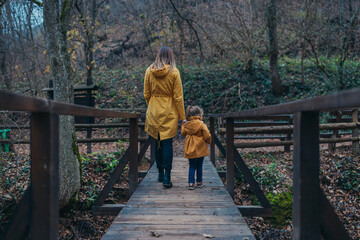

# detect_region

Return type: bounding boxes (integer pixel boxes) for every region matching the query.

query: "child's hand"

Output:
[181,120,187,125]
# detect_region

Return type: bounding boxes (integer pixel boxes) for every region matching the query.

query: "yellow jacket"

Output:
[144,65,185,140]
[181,116,211,159]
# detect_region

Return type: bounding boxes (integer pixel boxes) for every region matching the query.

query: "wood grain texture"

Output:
[102,157,255,240]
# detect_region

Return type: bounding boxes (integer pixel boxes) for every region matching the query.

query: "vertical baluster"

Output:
[352,109,359,156]
[129,117,138,196]
[210,117,215,165]
[226,117,234,197]
[293,111,320,239]
[31,112,59,239]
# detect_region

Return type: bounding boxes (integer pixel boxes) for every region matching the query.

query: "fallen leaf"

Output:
[202,233,214,238]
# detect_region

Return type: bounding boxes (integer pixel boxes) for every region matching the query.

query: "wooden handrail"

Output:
[226,89,360,118]
[0,90,139,118]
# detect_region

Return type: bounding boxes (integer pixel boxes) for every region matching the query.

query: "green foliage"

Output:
[335,156,360,192]
[266,188,293,228]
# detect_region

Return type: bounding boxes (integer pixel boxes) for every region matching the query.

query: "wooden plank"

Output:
[102,158,255,240]
[352,109,359,155]
[233,147,271,208]
[94,148,130,206]
[226,118,234,197]
[128,118,138,196]
[237,206,272,217]
[210,117,215,165]
[1,188,31,240]
[0,90,139,118]
[319,190,351,240]
[30,112,59,239]
[226,89,360,118]
[293,111,320,239]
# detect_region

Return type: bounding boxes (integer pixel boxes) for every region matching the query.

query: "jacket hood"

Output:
[183,116,203,135]
[150,64,170,78]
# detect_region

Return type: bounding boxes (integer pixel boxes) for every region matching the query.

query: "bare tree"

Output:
[43,0,80,206]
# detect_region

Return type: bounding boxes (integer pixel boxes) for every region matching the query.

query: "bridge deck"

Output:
[102,157,255,240]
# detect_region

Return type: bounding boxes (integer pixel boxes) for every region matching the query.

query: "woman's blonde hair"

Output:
[150,46,176,72]
[186,106,204,121]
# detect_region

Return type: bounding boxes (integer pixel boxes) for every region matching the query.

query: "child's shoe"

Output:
[188,183,195,190]
[196,182,204,188]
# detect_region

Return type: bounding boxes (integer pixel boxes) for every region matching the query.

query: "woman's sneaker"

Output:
[188,183,195,190]
[196,182,204,188]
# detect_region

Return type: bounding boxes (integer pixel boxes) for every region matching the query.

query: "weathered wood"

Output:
[226,117,235,197]
[1,188,31,240]
[93,204,125,216]
[319,189,351,240]
[352,109,359,155]
[233,147,271,208]
[75,123,145,128]
[210,117,215,165]
[219,122,359,134]
[0,90,139,118]
[237,206,272,217]
[30,112,59,239]
[102,158,255,239]
[226,89,360,118]
[128,118,138,196]
[94,148,130,206]
[293,111,320,239]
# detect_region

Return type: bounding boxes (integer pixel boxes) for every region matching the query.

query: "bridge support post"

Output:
[31,111,60,239]
[293,111,320,240]
[226,117,234,197]
[129,118,138,196]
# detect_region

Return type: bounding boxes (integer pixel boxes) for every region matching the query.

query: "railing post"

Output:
[226,117,234,197]
[293,111,320,240]
[210,117,215,165]
[285,116,292,152]
[129,117,138,196]
[30,111,59,239]
[352,109,359,156]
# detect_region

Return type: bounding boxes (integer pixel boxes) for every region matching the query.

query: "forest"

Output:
[0,0,359,239]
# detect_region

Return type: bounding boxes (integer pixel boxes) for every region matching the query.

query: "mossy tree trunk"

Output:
[43,0,80,207]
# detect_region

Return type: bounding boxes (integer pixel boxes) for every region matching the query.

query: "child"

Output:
[181,106,211,190]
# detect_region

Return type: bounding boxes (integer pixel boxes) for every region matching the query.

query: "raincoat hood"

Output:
[182,116,203,135]
[150,65,170,78]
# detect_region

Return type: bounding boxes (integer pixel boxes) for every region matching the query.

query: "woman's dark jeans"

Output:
[153,137,173,170]
[188,157,204,184]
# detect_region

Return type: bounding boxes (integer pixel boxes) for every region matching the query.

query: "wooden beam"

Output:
[92,204,125,216]
[210,117,215,165]
[1,188,31,240]
[30,112,59,239]
[94,148,130,206]
[237,206,272,218]
[226,89,360,118]
[128,118,138,196]
[319,189,351,239]
[293,111,320,239]
[226,117,234,197]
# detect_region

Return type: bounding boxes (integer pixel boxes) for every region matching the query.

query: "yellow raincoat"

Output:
[181,116,211,159]
[144,65,185,140]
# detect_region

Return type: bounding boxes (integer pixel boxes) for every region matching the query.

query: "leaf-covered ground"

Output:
[0,141,359,239]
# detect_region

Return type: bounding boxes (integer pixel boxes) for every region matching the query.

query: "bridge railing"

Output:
[209,89,360,239]
[0,90,142,240]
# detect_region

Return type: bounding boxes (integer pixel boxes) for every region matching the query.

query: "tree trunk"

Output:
[43,0,80,207]
[266,0,283,95]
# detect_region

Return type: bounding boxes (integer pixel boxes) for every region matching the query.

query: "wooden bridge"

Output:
[0,89,359,240]
[103,158,254,240]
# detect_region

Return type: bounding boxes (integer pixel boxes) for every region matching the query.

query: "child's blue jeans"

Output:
[188,157,204,184]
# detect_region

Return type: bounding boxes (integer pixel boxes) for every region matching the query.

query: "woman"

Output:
[144,46,185,188]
